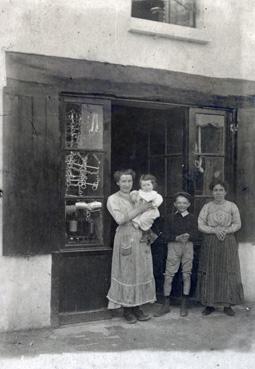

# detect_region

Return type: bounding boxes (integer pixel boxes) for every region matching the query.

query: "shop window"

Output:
[64,101,106,248]
[131,0,196,28]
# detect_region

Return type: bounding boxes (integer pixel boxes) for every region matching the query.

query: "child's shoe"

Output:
[154,297,170,317]
[180,295,188,317]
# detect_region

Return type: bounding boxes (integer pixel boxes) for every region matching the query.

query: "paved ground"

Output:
[0,303,255,369]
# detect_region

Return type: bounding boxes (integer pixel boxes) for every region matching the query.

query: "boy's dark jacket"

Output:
[165,212,198,242]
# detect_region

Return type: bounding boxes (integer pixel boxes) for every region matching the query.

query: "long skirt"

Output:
[196,234,244,307]
[107,222,156,309]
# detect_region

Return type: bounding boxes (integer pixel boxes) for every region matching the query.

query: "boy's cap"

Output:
[173,191,192,202]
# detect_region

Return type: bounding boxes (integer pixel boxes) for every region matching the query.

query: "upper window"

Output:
[131,0,196,28]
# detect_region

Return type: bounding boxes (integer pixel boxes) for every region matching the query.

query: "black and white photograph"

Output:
[0,1,254,368]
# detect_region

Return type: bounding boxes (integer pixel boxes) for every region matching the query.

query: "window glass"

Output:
[149,120,165,155]
[65,199,103,245]
[149,157,165,195]
[195,114,225,154]
[191,156,225,196]
[65,103,103,150]
[167,156,183,195]
[65,151,103,197]
[131,0,196,28]
[64,100,105,247]
[167,118,183,154]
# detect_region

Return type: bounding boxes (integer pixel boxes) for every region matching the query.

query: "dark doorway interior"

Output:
[111,103,196,297]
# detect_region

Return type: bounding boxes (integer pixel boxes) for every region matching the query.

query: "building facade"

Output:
[0,0,255,331]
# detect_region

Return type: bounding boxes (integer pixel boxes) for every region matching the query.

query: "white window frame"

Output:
[129,0,210,44]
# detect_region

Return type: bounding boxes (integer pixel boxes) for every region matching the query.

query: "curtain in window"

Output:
[164,0,195,27]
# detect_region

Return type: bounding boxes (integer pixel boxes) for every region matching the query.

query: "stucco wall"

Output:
[0,0,254,82]
[0,0,254,331]
[239,244,255,303]
[0,254,52,331]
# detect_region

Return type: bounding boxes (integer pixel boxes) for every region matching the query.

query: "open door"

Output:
[188,108,236,217]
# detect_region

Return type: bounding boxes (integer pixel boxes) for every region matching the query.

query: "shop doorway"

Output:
[111,103,188,219]
[111,102,233,297]
[111,103,189,296]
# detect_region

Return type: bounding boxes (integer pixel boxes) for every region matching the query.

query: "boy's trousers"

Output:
[163,241,194,296]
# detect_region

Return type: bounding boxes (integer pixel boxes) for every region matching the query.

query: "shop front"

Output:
[3,52,242,326]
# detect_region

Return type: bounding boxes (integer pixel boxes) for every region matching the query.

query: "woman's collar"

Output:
[118,190,131,199]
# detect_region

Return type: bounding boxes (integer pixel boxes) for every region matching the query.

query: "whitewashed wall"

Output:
[0,0,254,331]
[0,0,254,81]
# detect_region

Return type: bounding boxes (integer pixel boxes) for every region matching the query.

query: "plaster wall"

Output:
[0,0,254,82]
[0,0,254,331]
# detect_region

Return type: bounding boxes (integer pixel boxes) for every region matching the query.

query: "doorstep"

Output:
[59,308,114,325]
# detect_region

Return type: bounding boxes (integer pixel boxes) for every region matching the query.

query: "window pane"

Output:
[65,199,103,245]
[190,156,224,195]
[168,0,195,27]
[167,119,183,154]
[65,151,103,197]
[65,103,103,150]
[131,0,196,28]
[149,157,165,195]
[132,0,165,22]
[149,121,165,155]
[167,156,183,195]
[195,114,225,154]
[200,126,224,153]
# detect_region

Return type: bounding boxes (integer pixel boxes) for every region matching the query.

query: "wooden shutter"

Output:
[3,86,64,255]
[237,107,255,242]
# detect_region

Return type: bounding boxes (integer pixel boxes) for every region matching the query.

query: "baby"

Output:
[130,174,163,234]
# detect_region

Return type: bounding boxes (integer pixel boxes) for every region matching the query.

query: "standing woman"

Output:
[107,169,156,323]
[196,180,244,316]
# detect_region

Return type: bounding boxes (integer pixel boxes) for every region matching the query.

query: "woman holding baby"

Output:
[106,169,159,324]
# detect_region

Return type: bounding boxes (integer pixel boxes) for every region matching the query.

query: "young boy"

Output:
[130,174,163,240]
[155,192,198,317]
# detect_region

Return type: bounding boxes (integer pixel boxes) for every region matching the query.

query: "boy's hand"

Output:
[176,233,190,243]
[182,233,190,242]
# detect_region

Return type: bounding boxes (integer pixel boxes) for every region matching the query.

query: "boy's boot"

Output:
[180,295,188,317]
[154,296,170,317]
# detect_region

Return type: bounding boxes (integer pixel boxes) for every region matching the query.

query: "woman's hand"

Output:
[215,228,227,241]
